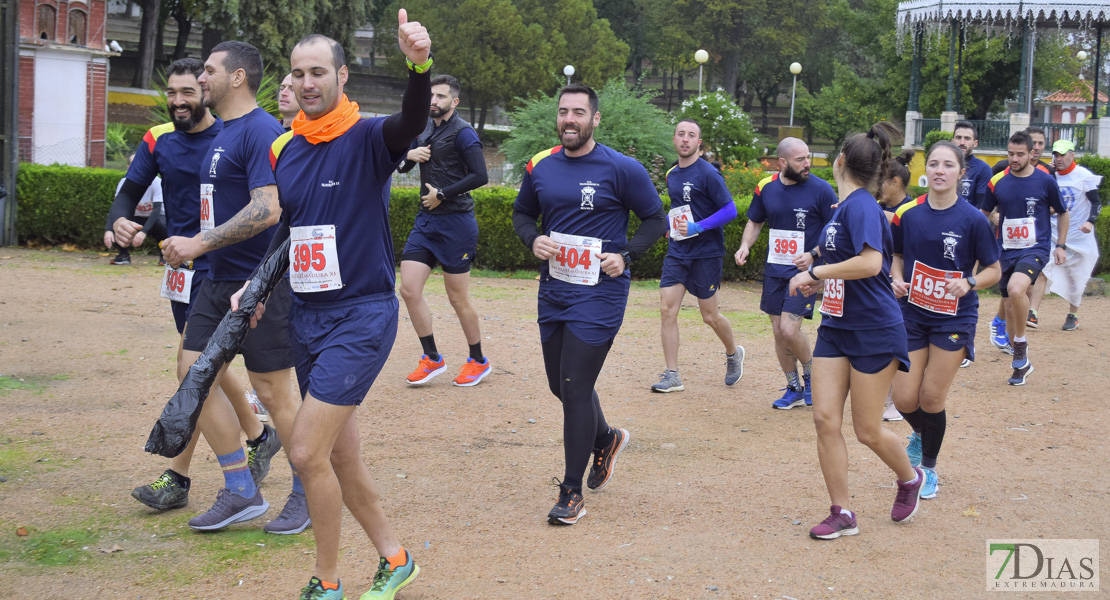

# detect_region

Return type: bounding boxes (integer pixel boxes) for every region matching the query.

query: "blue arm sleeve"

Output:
[694,201,737,231]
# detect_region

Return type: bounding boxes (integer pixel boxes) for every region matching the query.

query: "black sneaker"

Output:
[1027,310,1038,329]
[247,424,282,485]
[1062,313,1079,331]
[586,428,630,490]
[547,479,586,525]
[110,252,131,265]
[131,469,190,510]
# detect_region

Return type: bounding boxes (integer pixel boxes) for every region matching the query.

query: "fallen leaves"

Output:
[962,506,980,517]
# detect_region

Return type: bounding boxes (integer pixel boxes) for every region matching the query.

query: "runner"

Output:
[512,83,667,525]
[396,73,491,387]
[953,121,993,210]
[105,153,166,265]
[737,137,836,408]
[652,118,743,393]
[889,141,1001,500]
[109,58,277,513]
[786,122,924,540]
[1030,140,1102,330]
[230,19,430,599]
[278,73,297,130]
[980,130,1068,385]
[159,41,306,534]
[878,149,915,420]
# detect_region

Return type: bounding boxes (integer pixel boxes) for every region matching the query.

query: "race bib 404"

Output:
[549,231,602,286]
[289,225,343,293]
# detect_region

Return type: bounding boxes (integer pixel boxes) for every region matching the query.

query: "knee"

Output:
[287,442,314,474]
[1006,282,1024,299]
[853,423,883,448]
[446,290,471,312]
[399,282,421,304]
[812,409,841,437]
[918,389,946,413]
[659,302,679,321]
[700,309,719,327]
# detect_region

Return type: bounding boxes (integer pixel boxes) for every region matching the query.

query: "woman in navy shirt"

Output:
[788,122,924,540]
[889,141,1000,500]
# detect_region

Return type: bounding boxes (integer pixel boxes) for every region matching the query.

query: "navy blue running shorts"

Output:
[401,211,479,274]
[903,319,976,361]
[760,274,816,318]
[813,324,911,374]
[182,277,295,373]
[170,268,209,335]
[659,255,723,299]
[998,252,1047,297]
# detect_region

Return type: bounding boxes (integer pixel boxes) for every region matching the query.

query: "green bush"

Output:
[674,92,761,165]
[477,128,511,148]
[16,164,125,247]
[1077,156,1110,274]
[923,130,953,156]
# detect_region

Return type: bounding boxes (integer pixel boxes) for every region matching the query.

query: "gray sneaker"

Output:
[263,491,311,535]
[725,346,745,386]
[188,488,268,531]
[132,469,190,510]
[247,424,281,485]
[650,370,684,393]
[1062,313,1079,331]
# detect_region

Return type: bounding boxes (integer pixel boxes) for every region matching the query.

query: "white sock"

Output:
[840,507,853,517]
[902,471,920,485]
[1014,336,1026,343]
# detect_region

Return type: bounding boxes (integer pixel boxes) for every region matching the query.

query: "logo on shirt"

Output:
[1025,197,1037,217]
[580,181,598,210]
[824,225,838,251]
[209,149,223,177]
[682,182,692,202]
[943,236,958,260]
[795,209,806,230]
[321,180,340,188]
[960,178,971,198]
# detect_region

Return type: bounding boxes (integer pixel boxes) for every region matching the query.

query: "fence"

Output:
[914,118,941,144]
[1030,122,1099,154]
[962,120,1010,150]
[392,160,516,188]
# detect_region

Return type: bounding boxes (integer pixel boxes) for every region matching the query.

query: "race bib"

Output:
[819,278,845,317]
[908,260,960,316]
[1002,217,1036,249]
[549,230,602,286]
[159,265,194,303]
[135,199,154,218]
[767,228,804,266]
[199,184,214,232]
[668,205,698,241]
[289,225,343,293]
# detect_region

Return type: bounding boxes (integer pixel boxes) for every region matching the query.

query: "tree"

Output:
[796,63,886,154]
[514,0,629,87]
[132,0,161,88]
[673,92,760,165]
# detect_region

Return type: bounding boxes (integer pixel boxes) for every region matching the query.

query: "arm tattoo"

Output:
[201,187,276,251]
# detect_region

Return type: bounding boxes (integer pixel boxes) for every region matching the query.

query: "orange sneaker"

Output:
[452,357,491,387]
[406,354,447,385]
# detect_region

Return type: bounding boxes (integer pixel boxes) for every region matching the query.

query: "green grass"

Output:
[0,374,68,395]
[0,525,102,566]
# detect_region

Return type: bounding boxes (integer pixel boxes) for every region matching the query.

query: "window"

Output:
[37,4,57,40]
[68,10,87,46]
[1077,110,1086,122]
[1061,111,1072,124]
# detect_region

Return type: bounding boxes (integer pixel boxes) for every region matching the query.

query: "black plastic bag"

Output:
[145,239,290,457]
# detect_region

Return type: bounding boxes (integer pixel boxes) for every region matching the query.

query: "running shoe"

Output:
[809,505,858,540]
[650,370,684,393]
[1026,309,1038,328]
[110,252,131,265]
[360,553,420,600]
[772,387,805,410]
[246,424,281,485]
[452,357,491,387]
[1011,340,1030,370]
[990,323,1010,352]
[299,577,345,600]
[960,357,972,368]
[921,467,938,499]
[547,479,586,525]
[905,432,922,467]
[131,469,190,510]
[724,346,745,386]
[882,393,902,421]
[187,487,268,531]
[1008,363,1034,386]
[587,428,630,490]
[1062,313,1079,331]
[891,466,925,522]
[989,316,1004,339]
[263,491,311,535]
[247,389,269,423]
[405,354,446,385]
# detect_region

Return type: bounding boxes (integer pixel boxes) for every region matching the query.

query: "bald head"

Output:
[294,34,345,71]
[777,137,811,184]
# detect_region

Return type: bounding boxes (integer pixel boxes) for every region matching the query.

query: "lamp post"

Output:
[563,65,575,86]
[789,62,802,127]
[695,49,709,95]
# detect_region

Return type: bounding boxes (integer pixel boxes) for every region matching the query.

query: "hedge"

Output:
[16,160,1110,278]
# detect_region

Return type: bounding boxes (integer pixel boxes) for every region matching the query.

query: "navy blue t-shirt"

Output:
[272,118,405,302]
[981,168,1066,261]
[514,142,663,297]
[891,195,1000,326]
[747,173,838,278]
[200,108,284,281]
[960,155,993,210]
[816,188,902,330]
[664,158,733,259]
[127,120,223,271]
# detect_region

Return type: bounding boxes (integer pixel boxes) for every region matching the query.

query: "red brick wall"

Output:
[87,61,107,166]
[18,56,34,162]
[19,0,35,39]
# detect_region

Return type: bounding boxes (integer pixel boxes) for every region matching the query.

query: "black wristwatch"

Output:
[619,249,634,267]
[436,190,447,202]
[966,276,977,289]
[809,248,820,259]
[1055,243,1067,250]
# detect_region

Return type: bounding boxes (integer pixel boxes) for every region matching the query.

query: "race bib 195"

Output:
[908,260,960,315]
[289,225,343,293]
[548,231,602,286]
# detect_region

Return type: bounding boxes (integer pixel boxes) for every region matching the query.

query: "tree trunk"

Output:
[759,95,770,133]
[131,0,160,88]
[722,48,740,99]
[201,26,221,60]
[469,104,476,125]
[172,4,191,61]
[478,105,488,131]
[677,73,684,106]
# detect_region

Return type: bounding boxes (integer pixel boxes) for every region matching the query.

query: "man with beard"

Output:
[981,131,1068,385]
[395,74,491,387]
[953,121,993,209]
[512,84,667,525]
[108,58,276,515]
[278,73,297,130]
[736,137,837,409]
[650,119,744,393]
[159,42,307,535]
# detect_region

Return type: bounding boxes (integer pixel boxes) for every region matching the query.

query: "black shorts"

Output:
[401,211,478,274]
[999,252,1046,297]
[182,277,294,373]
[170,268,209,335]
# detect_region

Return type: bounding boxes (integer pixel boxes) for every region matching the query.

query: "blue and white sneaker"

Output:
[905,432,922,468]
[772,387,806,410]
[989,316,1004,339]
[990,319,1010,352]
[921,467,938,499]
[360,553,420,600]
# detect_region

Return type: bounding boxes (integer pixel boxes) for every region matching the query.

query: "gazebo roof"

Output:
[897,2,1109,30]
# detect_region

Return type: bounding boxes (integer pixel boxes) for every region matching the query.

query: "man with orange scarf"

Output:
[227,12,432,600]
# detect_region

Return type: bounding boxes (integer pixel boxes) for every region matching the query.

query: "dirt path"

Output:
[0,248,1106,599]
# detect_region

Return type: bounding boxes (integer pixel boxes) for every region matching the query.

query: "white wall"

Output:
[32,48,88,166]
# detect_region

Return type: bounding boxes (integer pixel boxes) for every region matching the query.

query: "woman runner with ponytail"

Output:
[788,122,923,539]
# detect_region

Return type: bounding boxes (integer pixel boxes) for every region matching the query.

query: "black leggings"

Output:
[541,324,614,491]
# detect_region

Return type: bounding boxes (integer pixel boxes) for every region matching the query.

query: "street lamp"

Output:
[695,49,709,95]
[563,65,575,86]
[789,62,802,127]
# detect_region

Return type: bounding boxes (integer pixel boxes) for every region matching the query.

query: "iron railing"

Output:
[1030,122,1099,155]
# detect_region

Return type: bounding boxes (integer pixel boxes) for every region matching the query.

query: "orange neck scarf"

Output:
[292,94,360,144]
